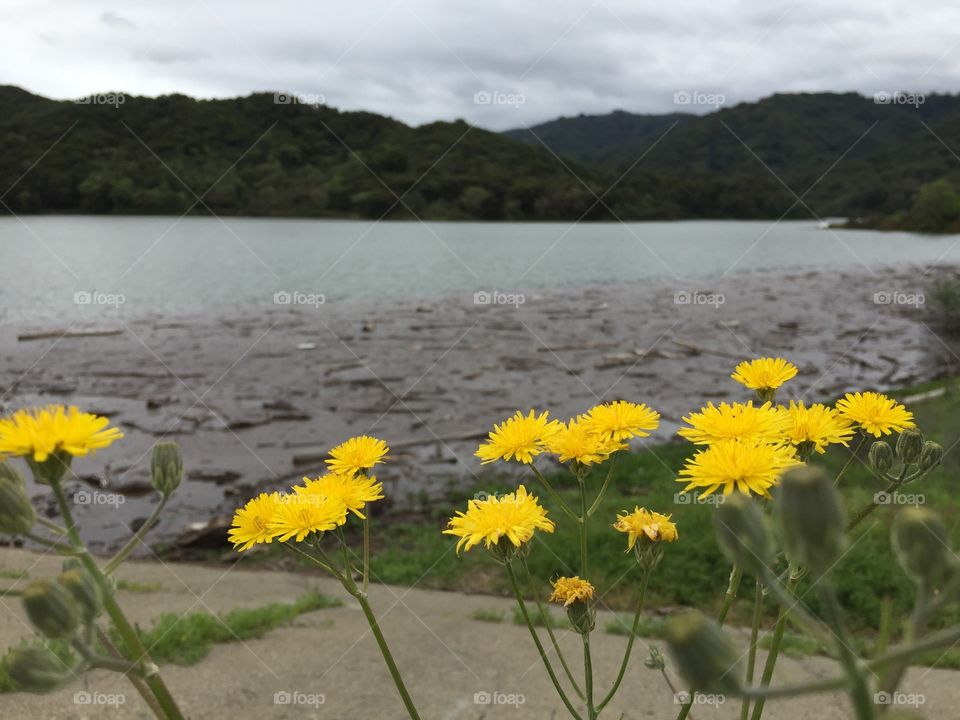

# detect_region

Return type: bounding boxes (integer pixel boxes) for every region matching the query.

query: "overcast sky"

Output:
[1,0,958,130]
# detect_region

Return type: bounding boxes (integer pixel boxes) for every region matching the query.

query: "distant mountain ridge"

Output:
[1,86,959,221]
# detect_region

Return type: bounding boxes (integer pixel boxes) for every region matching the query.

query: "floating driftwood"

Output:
[18,328,124,342]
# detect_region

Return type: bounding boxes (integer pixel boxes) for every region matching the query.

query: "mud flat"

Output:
[0,266,952,551]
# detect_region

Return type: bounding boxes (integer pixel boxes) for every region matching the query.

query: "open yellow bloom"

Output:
[581,401,660,442]
[229,492,282,552]
[545,418,625,466]
[296,473,384,518]
[268,494,348,543]
[779,401,855,454]
[326,435,389,477]
[613,507,679,550]
[835,392,915,438]
[0,405,123,463]
[444,485,555,553]
[678,439,801,498]
[678,401,789,445]
[731,357,798,393]
[549,576,595,606]
[475,410,561,464]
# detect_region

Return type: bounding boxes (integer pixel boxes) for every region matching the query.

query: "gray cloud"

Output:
[0,0,957,129]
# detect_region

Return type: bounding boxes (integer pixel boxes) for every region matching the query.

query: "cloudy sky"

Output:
[1,0,958,130]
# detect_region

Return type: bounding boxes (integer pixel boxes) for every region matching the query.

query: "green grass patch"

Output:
[0,568,28,581]
[470,608,505,623]
[513,606,568,629]
[604,614,664,639]
[116,579,165,594]
[125,591,341,665]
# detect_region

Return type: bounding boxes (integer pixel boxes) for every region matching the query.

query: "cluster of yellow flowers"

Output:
[228,436,387,551]
[676,358,916,499]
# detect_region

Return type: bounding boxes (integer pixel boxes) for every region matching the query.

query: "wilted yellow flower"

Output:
[678,439,801,498]
[779,401,855,454]
[326,436,388,477]
[613,507,679,550]
[268,494,348,543]
[444,485,555,553]
[731,357,798,393]
[0,405,123,463]
[678,401,789,445]
[835,392,916,438]
[581,401,660,442]
[229,492,282,552]
[296,473,384,518]
[545,418,624,466]
[549,576,595,606]
[475,410,561,464]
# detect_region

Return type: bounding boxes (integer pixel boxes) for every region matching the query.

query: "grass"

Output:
[0,568,28,581]
[604,614,665,639]
[470,608,505,623]
[513,606,568,629]
[115,579,165,593]
[122,591,341,665]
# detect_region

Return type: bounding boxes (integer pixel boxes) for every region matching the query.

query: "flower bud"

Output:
[869,441,895,475]
[566,600,596,635]
[59,569,102,624]
[918,441,943,475]
[0,468,36,535]
[776,466,845,576]
[714,493,773,577]
[892,507,953,587]
[3,646,73,694]
[151,443,184,496]
[664,611,741,693]
[896,428,924,466]
[22,580,80,640]
[645,647,666,670]
[25,450,72,486]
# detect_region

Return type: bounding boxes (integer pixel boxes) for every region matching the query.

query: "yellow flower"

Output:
[295,473,384,518]
[475,410,561,464]
[326,435,389,477]
[835,392,916,438]
[613,507,679,550]
[731,357,798,393]
[678,401,789,445]
[678,439,801,498]
[268,494,348,543]
[0,405,123,463]
[545,418,625,466]
[779,401,855,454]
[581,401,660,442]
[549,576,595,606]
[444,485,555,553]
[229,492,282,552]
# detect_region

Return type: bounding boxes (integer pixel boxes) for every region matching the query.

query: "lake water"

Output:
[1,215,958,321]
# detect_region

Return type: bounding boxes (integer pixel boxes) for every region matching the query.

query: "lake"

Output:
[1,215,957,321]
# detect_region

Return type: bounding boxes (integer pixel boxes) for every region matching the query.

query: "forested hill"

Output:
[2,86,958,222]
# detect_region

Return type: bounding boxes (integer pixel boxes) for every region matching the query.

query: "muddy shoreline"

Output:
[0,265,954,552]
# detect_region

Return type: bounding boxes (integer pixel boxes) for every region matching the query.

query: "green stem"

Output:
[818,583,874,720]
[583,632,596,720]
[758,568,832,647]
[878,583,929,698]
[362,512,370,596]
[95,626,164,719]
[587,456,617,516]
[834,435,867,487]
[578,478,589,577]
[507,563,583,720]
[750,572,801,720]
[846,471,907,532]
[104,495,170,574]
[354,591,422,720]
[741,581,764,720]
[531,465,580,522]
[598,568,650,711]
[519,557,584,701]
[49,479,185,720]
